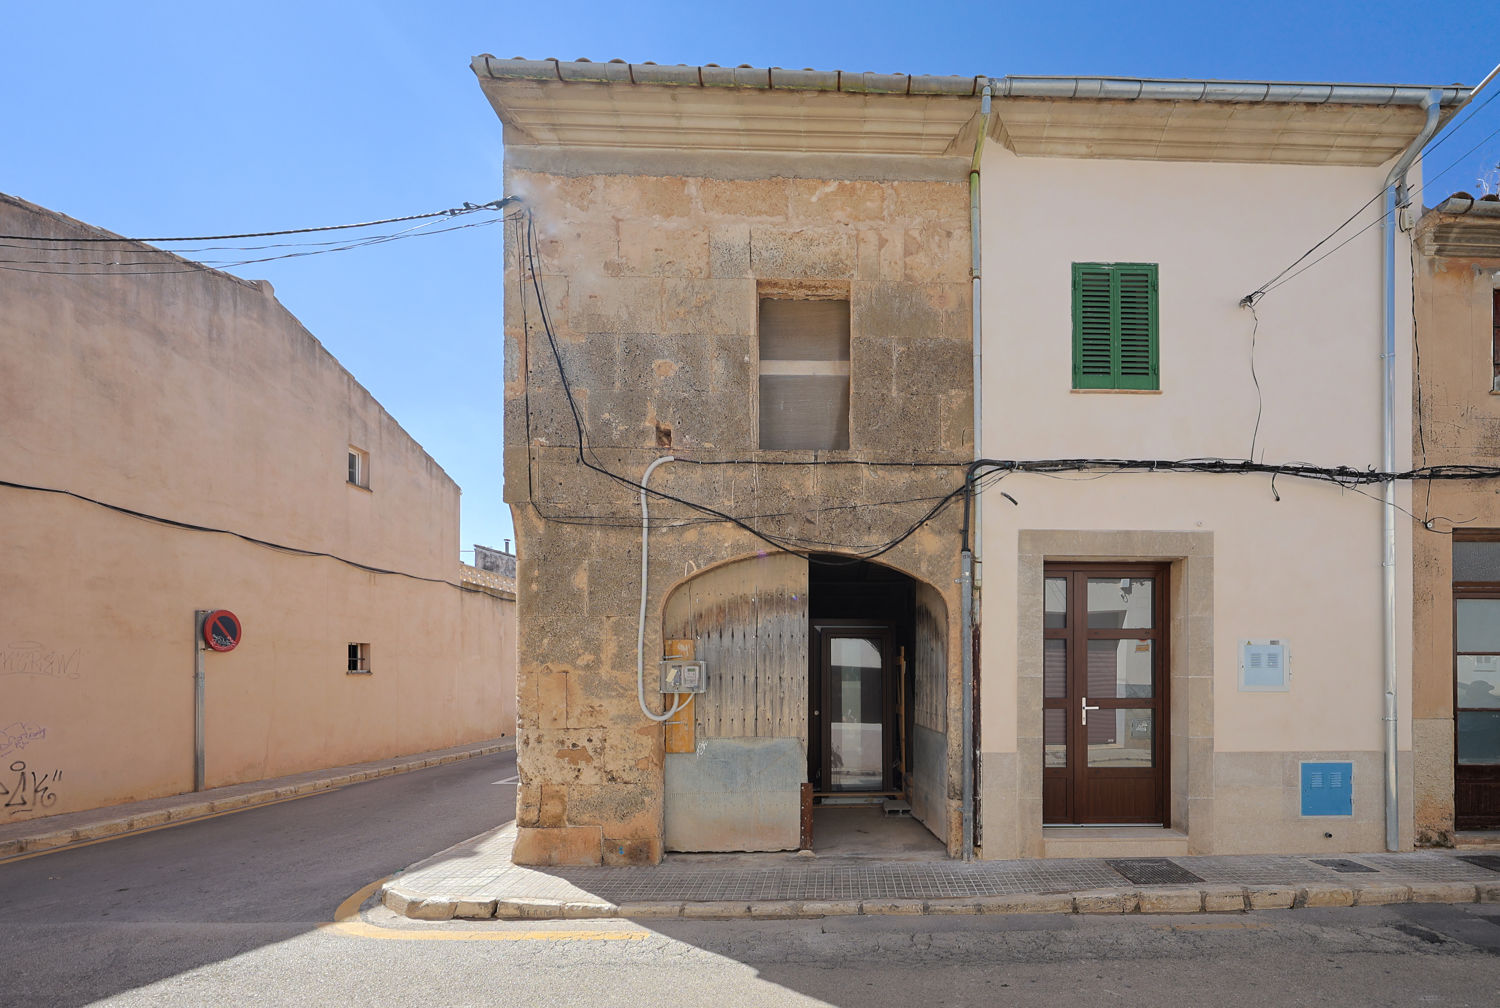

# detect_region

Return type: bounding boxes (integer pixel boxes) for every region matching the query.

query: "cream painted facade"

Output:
[0,193,516,822]
[476,56,1464,865]
[976,147,1417,856]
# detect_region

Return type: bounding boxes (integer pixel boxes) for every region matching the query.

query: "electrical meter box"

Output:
[659,659,708,694]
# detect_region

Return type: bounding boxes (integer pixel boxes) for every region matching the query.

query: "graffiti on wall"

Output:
[0,722,46,759]
[1,642,82,680]
[2,761,61,815]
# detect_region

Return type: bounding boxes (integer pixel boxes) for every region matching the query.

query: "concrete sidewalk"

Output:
[0,737,513,859]
[381,823,1500,923]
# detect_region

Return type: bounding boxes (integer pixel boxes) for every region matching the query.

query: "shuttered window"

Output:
[1072,263,1159,391]
[758,299,851,450]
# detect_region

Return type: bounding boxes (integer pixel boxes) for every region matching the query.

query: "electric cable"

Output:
[0,478,499,594]
[1243,85,1500,305]
[0,200,517,244]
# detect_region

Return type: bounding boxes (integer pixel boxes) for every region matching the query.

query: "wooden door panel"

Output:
[1044,564,1167,825]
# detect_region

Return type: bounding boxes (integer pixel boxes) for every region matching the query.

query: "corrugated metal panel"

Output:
[663,553,808,739]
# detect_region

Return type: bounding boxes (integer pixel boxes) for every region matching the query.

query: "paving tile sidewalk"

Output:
[382,823,1500,922]
[0,737,513,859]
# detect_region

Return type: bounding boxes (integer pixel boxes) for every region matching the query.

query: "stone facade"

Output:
[502,157,974,865]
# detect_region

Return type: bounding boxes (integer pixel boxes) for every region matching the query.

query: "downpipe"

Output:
[961,82,992,862]
[1380,90,1441,851]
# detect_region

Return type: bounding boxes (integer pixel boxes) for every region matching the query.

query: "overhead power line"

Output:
[0,199,518,244]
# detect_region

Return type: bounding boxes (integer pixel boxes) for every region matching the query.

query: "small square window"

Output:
[347,446,369,489]
[347,642,371,674]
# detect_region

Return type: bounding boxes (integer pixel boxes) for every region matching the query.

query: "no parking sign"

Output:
[202,610,242,652]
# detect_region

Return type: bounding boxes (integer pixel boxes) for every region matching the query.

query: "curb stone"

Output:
[380,881,1494,924]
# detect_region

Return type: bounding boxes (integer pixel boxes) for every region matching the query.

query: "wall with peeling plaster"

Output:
[503,156,973,865]
[1412,239,1500,844]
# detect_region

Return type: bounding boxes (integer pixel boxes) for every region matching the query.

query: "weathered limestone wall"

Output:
[0,193,515,820]
[1412,242,1500,843]
[503,153,974,865]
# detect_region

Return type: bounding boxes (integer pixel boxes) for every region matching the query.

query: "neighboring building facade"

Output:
[476,56,1469,864]
[0,193,516,822]
[1412,195,1500,840]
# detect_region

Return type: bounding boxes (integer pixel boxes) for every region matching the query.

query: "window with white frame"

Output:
[347,446,369,489]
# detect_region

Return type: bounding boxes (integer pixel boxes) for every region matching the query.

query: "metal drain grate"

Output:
[1105,858,1203,885]
[1458,854,1500,873]
[1310,858,1378,873]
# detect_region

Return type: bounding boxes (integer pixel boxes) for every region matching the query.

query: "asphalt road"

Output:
[2,750,1498,1008]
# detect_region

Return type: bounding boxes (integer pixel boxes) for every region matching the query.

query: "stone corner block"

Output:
[512,825,604,866]
[0,839,24,858]
[1201,886,1248,913]
[1296,884,1355,909]
[1137,888,1203,914]
[1353,883,1412,906]
[1075,889,1137,914]
[1407,882,1478,904]
[1246,887,1297,911]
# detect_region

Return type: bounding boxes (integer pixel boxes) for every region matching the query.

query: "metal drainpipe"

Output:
[1380,89,1441,851]
[960,81,992,862]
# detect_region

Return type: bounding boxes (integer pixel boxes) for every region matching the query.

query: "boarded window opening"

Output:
[758,299,850,450]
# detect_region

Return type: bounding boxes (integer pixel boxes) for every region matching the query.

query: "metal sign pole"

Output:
[194,610,207,792]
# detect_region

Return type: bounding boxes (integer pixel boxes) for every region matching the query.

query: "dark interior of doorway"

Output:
[807,555,916,808]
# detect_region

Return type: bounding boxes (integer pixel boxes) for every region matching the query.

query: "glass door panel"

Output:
[828,635,884,791]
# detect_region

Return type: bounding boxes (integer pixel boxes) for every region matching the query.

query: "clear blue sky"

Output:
[3,2,1496,558]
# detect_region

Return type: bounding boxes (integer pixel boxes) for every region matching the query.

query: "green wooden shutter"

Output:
[1072,264,1117,389]
[1114,264,1158,390]
[1072,263,1158,390]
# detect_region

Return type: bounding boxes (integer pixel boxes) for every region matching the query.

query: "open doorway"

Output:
[807,555,947,855]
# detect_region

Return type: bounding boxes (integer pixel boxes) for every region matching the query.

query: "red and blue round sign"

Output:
[203,610,242,652]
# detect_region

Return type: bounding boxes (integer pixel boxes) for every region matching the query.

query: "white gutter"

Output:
[1379,94,1437,851]
[960,81,992,862]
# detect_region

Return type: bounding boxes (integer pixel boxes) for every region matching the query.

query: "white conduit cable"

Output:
[638,455,690,723]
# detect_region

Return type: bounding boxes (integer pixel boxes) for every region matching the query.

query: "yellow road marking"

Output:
[0,790,335,866]
[322,877,648,943]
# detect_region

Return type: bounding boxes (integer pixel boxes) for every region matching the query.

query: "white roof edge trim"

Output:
[470,56,1472,107]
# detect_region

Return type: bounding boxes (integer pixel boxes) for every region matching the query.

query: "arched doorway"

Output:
[660,551,951,855]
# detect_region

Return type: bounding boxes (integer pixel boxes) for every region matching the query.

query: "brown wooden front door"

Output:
[1043,564,1168,824]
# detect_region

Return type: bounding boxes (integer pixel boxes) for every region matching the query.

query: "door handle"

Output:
[1082,697,1100,726]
